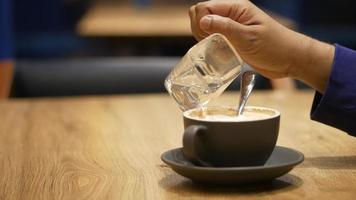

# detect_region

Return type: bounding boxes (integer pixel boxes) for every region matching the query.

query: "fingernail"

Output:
[200,16,213,30]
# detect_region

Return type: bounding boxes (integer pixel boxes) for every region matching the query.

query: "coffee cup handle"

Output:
[183,125,210,166]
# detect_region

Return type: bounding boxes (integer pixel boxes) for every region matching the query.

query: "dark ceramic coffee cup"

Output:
[183,106,280,167]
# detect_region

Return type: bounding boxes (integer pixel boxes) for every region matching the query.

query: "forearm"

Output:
[288,31,335,93]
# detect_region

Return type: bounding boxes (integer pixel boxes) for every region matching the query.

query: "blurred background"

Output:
[1,0,356,98]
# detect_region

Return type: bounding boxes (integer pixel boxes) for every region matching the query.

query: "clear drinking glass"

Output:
[165,33,244,111]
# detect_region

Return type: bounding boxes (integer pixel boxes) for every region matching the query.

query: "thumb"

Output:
[200,15,247,38]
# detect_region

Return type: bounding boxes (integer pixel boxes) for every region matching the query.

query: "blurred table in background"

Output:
[77,2,297,90]
[1,91,356,199]
[78,4,192,37]
[77,3,296,37]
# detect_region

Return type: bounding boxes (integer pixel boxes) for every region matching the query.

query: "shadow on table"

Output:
[159,173,303,196]
[301,156,356,169]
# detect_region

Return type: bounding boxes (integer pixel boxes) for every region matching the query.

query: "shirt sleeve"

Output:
[311,44,356,136]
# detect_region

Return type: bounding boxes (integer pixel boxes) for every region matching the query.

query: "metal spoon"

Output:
[238,66,256,116]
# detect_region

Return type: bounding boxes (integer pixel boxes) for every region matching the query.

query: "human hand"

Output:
[190,0,334,92]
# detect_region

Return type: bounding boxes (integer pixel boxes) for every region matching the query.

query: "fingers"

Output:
[200,15,248,40]
[189,0,249,41]
[195,2,213,39]
[189,5,203,41]
[189,4,210,41]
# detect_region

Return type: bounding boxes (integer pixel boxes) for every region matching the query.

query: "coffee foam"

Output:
[185,106,278,122]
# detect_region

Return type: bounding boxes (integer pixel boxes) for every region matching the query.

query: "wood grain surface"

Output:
[1,91,356,199]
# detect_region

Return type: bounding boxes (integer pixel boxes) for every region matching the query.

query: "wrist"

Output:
[286,32,314,80]
[309,40,335,93]
[290,35,335,92]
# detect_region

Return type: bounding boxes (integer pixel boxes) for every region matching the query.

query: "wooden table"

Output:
[77,3,296,37]
[1,91,356,199]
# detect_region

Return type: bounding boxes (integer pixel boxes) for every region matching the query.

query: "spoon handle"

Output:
[238,66,256,116]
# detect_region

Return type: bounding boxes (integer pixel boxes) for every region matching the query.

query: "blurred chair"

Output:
[13,57,175,97]
[13,57,271,97]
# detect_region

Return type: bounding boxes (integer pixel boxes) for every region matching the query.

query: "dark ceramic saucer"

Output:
[161,146,304,185]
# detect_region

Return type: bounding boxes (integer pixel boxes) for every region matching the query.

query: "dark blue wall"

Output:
[0,0,13,60]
